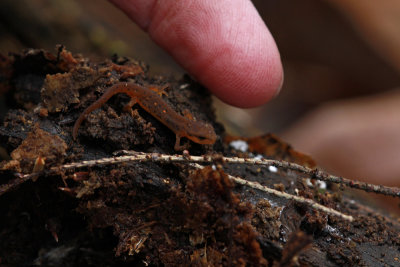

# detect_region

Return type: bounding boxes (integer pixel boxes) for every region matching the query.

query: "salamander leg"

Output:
[148,84,169,97]
[123,97,138,113]
[174,135,190,151]
[123,97,140,117]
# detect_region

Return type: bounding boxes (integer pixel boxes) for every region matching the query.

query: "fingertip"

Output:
[201,44,283,108]
[110,0,283,108]
[146,0,283,108]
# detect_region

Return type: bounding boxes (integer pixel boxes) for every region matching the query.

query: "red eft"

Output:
[72,82,217,150]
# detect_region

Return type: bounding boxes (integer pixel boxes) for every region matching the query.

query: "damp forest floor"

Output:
[0,47,399,266]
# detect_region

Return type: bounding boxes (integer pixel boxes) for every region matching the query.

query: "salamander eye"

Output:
[195,136,208,141]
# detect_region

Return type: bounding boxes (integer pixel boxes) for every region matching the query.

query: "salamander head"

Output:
[186,122,217,145]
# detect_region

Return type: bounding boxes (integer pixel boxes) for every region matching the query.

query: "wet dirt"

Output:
[0,47,399,266]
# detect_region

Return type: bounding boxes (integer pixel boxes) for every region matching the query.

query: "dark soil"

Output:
[0,47,399,266]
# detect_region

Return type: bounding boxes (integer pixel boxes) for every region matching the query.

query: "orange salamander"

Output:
[72,82,217,150]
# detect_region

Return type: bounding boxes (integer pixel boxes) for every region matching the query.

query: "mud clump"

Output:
[1,123,67,173]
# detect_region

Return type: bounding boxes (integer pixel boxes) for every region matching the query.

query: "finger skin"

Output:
[109,0,283,108]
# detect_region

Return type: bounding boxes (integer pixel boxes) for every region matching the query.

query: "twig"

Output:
[0,152,364,221]
[3,151,400,198]
[189,163,353,222]
[59,152,400,197]
[0,172,40,196]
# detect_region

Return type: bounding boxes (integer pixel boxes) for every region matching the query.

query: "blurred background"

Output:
[1,0,400,211]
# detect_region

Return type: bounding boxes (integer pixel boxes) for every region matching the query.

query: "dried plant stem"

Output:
[3,151,400,199]
[190,163,354,222]
[0,151,365,221]
[0,173,39,196]
[57,152,400,197]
